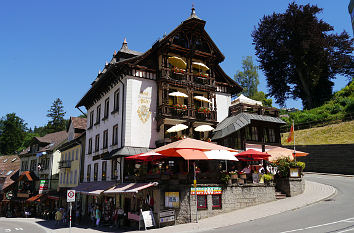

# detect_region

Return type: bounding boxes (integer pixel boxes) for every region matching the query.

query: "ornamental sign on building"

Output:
[190,187,222,195]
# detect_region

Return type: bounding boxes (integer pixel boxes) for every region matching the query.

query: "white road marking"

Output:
[4,229,11,232]
[14,228,23,231]
[279,217,354,233]
[337,228,354,233]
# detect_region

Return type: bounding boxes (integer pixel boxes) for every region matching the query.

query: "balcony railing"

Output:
[58,160,72,169]
[158,104,217,122]
[160,68,214,87]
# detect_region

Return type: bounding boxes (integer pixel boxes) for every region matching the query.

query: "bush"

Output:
[273,158,306,177]
[263,174,274,182]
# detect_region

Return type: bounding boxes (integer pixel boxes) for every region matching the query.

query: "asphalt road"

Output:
[0,219,47,233]
[202,174,354,233]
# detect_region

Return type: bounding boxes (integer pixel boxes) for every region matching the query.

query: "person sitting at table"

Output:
[241,165,251,174]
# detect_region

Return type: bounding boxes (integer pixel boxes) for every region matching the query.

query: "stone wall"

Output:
[275,178,305,197]
[158,183,276,224]
[285,144,354,175]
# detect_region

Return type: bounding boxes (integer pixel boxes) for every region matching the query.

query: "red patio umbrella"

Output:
[235,149,270,161]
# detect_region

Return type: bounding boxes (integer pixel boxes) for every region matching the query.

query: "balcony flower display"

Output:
[198,106,211,113]
[194,72,208,78]
[173,104,187,111]
[172,67,185,74]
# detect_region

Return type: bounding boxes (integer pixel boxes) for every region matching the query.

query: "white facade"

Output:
[215,92,232,122]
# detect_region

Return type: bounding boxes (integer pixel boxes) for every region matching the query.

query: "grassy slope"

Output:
[281,120,354,145]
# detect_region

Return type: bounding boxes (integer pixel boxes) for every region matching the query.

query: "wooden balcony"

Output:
[229,103,280,118]
[159,67,214,89]
[158,104,217,122]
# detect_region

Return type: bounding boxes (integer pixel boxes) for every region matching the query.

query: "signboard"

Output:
[67,190,76,202]
[159,210,175,226]
[39,180,49,194]
[290,168,300,178]
[139,209,156,230]
[165,192,180,208]
[190,187,222,195]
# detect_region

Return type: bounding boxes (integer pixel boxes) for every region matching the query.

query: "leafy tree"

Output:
[234,56,273,107]
[252,3,354,109]
[0,113,27,155]
[46,98,66,132]
[234,56,259,97]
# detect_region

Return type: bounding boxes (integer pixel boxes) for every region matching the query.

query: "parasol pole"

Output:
[225,160,228,172]
[193,161,198,223]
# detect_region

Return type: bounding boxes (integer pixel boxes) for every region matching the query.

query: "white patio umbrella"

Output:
[194,125,214,132]
[194,96,212,103]
[167,124,188,133]
[204,150,239,171]
[192,62,209,71]
[169,91,188,98]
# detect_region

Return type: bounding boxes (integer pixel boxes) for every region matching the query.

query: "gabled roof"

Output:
[212,112,286,140]
[0,155,20,192]
[20,131,68,155]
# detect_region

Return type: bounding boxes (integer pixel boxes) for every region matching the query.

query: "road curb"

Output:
[304,172,354,178]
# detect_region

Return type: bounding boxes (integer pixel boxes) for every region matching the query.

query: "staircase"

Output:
[275,191,287,199]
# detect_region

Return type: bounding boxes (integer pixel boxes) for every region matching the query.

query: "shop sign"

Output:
[165,192,180,208]
[39,180,49,194]
[290,168,300,178]
[159,210,175,225]
[190,187,222,195]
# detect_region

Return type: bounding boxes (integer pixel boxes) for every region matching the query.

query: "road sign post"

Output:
[67,190,75,233]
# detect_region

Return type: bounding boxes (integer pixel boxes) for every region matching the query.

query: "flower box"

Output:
[230,174,238,180]
[197,107,211,114]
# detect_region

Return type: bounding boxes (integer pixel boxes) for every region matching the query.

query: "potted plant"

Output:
[220,171,231,185]
[229,171,238,180]
[263,174,274,185]
[173,104,187,111]
[197,107,211,114]
[238,171,247,179]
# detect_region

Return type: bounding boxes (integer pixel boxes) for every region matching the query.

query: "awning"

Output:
[74,181,115,196]
[47,195,59,200]
[26,194,44,202]
[104,182,158,194]
[103,147,151,160]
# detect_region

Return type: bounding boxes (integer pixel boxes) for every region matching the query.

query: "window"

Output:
[95,134,100,152]
[104,98,109,119]
[263,128,269,143]
[30,160,36,171]
[245,127,251,141]
[87,164,91,182]
[66,171,69,184]
[69,151,71,161]
[102,161,107,181]
[96,105,101,124]
[65,152,67,161]
[113,89,120,112]
[89,111,94,128]
[212,195,222,208]
[197,195,207,209]
[103,130,108,149]
[112,124,118,145]
[88,138,92,154]
[94,163,98,181]
[6,170,13,176]
[74,170,77,184]
[76,149,78,160]
[60,172,63,184]
[251,126,258,141]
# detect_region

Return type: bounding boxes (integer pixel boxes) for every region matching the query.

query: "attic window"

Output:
[11,158,17,162]
[3,159,8,163]
[6,170,13,176]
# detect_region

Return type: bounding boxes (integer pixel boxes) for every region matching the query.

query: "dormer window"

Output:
[173,33,188,48]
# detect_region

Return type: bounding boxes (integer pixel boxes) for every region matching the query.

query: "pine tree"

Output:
[0,113,27,155]
[46,98,66,132]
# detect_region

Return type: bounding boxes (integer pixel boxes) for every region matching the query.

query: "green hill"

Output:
[281,120,354,145]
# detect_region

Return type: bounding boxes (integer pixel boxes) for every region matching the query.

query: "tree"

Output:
[252,3,354,109]
[0,113,27,155]
[234,56,273,107]
[46,98,66,132]
[234,56,259,97]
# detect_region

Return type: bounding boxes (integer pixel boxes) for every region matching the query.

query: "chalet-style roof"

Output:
[0,155,20,192]
[212,112,286,140]
[71,117,87,130]
[76,8,242,109]
[20,131,68,155]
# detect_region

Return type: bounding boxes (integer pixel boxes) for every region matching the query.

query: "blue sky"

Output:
[0,0,352,129]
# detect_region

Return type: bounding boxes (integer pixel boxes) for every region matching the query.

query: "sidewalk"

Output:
[1,180,335,233]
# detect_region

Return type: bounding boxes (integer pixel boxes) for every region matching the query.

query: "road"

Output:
[0,219,47,233]
[202,174,354,233]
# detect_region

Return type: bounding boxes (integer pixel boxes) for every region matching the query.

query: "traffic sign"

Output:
[67,190,75,202]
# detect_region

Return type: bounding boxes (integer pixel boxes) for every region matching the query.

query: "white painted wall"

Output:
[216,93,231,122]
[51,150,61,175]
[124,76,158,148]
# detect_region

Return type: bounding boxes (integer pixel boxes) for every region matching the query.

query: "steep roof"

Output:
[212,112,286,140]
[0,155,20,192]
[69,117,87,131]
[20,131,68,155]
